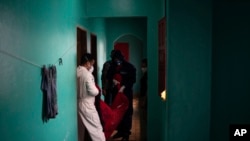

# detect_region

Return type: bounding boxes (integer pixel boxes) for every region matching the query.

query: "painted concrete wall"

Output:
[0,0,169,141]
[86,0,165,17]
[105,17,147,57]
[167,0,212,140]
[0,0,104,141]
[87,18,107,87]
[211,1,250,141]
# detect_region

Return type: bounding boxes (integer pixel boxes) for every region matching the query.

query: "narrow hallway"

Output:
[108,96,147,141]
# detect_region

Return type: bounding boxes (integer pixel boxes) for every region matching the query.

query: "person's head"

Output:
[111,50,124,65]
[80,53,95,71]
[141,58,147,73]
[110,50,116,59]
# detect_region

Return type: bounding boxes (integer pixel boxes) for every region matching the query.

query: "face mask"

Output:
[89,66,94,73]
[141,67,147,73]
[116,60,122,65]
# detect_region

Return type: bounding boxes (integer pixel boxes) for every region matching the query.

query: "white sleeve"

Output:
[86,73,99,96]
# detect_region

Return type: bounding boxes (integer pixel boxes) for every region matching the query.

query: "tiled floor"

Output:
[108,97,147,141]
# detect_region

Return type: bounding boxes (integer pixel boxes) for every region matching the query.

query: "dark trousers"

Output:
[104,90,112,106]
[117,90,133,137]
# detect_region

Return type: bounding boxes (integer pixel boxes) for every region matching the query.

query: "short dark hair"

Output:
[81,53,94,65]
[110,50,116,58]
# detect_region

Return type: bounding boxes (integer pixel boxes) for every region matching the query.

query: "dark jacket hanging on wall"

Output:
[41,65,58,122]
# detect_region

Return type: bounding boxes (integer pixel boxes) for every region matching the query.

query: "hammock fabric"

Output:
[99,92,129,139]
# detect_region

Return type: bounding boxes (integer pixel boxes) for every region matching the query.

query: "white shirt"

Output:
[77,66,99,104]
[77,66,105,141]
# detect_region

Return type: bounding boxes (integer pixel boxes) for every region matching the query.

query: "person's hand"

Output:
[113,79,120,85]
[119,85,125,93]
[95,84,101,93]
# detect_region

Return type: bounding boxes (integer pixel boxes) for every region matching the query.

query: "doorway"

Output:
[76,27,87,141]
[114,35,146,141]
[114,34,144,96]
[90,33,98,83]
[76,27,87,66]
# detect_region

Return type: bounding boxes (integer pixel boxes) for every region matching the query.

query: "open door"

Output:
[76,27,89,141]
[91,33,98,83]
[77,27,87,66]
[158,17,167,99]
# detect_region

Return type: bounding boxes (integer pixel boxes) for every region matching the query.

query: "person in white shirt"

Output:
[77,53,105,141]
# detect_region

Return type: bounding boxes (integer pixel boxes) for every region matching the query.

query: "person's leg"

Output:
[104,89,114,106]
[79,103,106,141]
[119,104,133,138]
[113,93,133,140]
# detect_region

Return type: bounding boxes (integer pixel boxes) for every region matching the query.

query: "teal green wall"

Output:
[105,17,147,56]
[147,16,167,141]
[0,0,171,141]
[86,0,164,17]
[167,0,212,141]
[0,0,105,141]
[211,1,250,141]
[87,18,107,87]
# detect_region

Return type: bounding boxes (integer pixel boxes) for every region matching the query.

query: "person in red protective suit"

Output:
[97,73,129,140]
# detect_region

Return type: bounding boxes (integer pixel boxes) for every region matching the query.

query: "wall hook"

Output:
[59,58,63,66]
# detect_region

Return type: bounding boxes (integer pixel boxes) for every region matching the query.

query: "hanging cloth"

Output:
[41,65,58,122]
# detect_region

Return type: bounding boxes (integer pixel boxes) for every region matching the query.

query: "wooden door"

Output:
[76,27,89,141]
[158,17,167,96]
[91,33,98,83]
[77,27,87,66]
